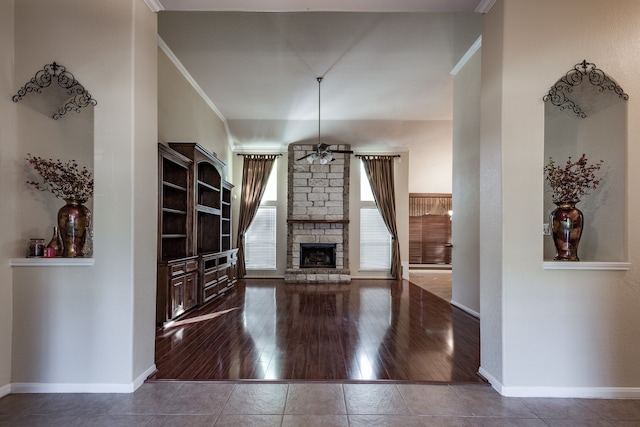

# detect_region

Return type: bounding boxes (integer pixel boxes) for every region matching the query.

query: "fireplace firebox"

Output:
[300,243,337,268]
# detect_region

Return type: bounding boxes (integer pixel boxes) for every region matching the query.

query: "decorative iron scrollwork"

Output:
[12,62,97,119]
[543,60,628,118]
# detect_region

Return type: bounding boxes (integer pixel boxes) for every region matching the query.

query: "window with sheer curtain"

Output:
[245,162,277,270]
[360,162,391,271]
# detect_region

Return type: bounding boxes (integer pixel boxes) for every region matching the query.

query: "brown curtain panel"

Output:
[236,155,277,278]
[361,156,402,280]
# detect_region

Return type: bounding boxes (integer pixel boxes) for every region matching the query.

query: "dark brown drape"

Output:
[236,154,278,278]
[360,155,402,280]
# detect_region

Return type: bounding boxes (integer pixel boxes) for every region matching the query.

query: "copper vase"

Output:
[550,201,583,261]
[58,199,91,257]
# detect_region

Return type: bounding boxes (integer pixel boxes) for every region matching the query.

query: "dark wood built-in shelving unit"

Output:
[157,143,238,325]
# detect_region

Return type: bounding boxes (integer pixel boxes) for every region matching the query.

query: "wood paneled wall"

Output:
[409,194,452,265]
[409,193,452,216]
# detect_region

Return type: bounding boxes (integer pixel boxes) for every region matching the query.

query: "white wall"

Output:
[451,48,481,316]
[407,121,452,194]
[0,0,16,397]
[132,0,159,381]
[158,47,232,176]
[480,0,640,397]
[9,0,157,392]
[479,0,505,388]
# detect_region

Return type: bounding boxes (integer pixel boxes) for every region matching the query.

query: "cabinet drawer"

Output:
[203,283,219,301]
[168,258,198,276]
[169,262,186,276]
[203,270,217,287]
[185,259,198,272]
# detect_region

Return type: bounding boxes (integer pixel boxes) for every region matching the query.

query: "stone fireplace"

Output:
[285,143,351,283]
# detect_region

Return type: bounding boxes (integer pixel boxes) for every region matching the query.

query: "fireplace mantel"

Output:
[287,219,349,224]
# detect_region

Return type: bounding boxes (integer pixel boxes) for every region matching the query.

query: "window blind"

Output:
[245,206,277,269]
[360,207,391,270]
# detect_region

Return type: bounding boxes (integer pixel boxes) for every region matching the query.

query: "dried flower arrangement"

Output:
[26,154,94,202]
[544,154,603,203]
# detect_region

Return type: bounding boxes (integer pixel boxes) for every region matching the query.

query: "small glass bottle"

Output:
[46,226,64,257]
[28,238,45,257]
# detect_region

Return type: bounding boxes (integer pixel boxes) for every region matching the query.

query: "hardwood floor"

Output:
[153,278,482,383]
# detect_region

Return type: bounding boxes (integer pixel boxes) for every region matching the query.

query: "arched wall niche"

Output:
[13,62,95,254]
[543,60,628,262]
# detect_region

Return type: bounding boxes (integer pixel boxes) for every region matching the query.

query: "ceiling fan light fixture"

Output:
[296,76,351,164]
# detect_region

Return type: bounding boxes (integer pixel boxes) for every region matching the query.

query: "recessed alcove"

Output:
[13,62,95,257]
[543,60,628,263]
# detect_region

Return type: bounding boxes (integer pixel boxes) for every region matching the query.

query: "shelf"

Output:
[11,257,95,267]
[197,180,220,192]
[196,205,221,215]
[162,181,187,192]
[542,261,631,271]
[162,208,187,215]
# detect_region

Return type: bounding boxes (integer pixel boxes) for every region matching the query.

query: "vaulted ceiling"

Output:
[154,1,489,152]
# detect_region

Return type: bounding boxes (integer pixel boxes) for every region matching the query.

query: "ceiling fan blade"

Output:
[331,150,354,154]
[296,153,314,161]
[317,143,330,151]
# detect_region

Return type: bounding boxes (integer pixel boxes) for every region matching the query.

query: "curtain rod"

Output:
[236,153,282,157]
[355,154,401,159]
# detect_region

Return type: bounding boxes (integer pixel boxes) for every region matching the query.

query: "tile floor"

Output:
[408,269,452,302]
[2,381,640,426]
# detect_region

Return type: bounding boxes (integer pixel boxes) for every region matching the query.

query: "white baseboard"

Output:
[9,364,156,394]
[479,367,640,398]
[133,364,157,391]
[0,383,10,399]
[451,300,480,318]
[502,386,640,399]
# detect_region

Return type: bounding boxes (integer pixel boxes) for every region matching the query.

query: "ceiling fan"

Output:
[296,77,354,164]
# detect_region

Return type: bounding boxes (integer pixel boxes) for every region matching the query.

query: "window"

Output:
[245,161,277,270]
[360,208,391,270]
[245,205,276,269]
[261,161,278,202]
[360,162,391,271]
[360,162,375,202]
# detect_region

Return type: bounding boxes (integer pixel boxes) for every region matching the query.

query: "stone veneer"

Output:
[285,143,351,283]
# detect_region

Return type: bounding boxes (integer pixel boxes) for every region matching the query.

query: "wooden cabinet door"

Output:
[170,271,198,319]
[184,272,198,311]
[409,216,423,264]
[421,215,451,264]
[170,275,186,319]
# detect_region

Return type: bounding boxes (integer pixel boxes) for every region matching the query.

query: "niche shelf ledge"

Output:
[542,261,630,271]
[10,258,95,267]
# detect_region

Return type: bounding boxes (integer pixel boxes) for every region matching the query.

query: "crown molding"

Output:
[450,36,482,76]
[475,0,497,14]
[144,0,164,12]
[157,36,236,151]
